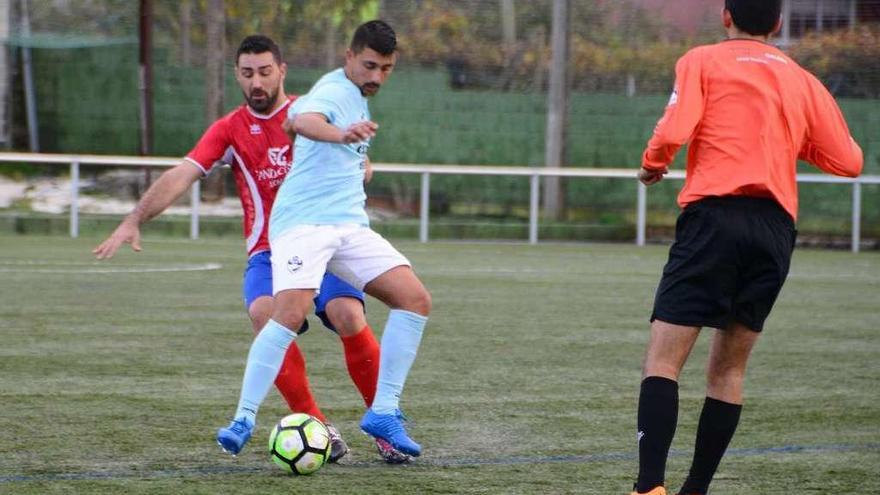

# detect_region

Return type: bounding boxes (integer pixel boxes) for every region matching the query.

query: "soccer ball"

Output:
[268,413,332,475]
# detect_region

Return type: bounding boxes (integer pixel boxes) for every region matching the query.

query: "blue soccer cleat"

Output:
[360,409,421,457]
[216,417,254,456]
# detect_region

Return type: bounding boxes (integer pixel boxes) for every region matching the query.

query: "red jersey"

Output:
[643,39,863,220]
[186,97,296,256]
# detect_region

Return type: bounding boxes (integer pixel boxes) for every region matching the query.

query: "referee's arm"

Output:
[798,73,864,178]
[642,51,705,171]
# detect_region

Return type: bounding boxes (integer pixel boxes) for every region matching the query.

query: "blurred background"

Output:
[1,0,878,245]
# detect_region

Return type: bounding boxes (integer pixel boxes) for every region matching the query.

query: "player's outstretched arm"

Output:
[93,162,202,259]
[291,112,377,144]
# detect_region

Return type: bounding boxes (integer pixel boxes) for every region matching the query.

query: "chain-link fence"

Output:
[3,0,879,242]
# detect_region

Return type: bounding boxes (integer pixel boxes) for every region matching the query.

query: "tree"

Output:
[299,0,380,67]
[543,0,569,220]
[203,0,225,200]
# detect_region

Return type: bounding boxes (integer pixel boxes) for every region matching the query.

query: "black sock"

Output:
[636,376,679,493]
[678,397,742,495]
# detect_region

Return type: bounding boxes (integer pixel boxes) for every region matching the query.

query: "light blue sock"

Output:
[234,319,297,424]
[371,309,428,414]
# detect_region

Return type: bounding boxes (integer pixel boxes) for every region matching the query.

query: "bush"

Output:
[787,25,880,98]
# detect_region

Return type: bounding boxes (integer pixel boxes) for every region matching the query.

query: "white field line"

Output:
[0,261,222,274]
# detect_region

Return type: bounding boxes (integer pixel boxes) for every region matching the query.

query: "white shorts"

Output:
[270,224,411,294]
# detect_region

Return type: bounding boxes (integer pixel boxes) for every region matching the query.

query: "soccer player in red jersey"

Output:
[94,35,408,464]
[630,2,863,494]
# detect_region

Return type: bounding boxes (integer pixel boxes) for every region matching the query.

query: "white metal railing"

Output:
[1,151,878,252]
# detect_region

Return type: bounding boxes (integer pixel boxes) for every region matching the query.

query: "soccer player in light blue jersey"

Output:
[217,20,431,458]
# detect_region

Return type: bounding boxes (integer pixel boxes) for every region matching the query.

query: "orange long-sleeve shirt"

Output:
[642,39,863,221]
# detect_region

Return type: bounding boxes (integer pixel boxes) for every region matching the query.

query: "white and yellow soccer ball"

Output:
[268,413,332,475]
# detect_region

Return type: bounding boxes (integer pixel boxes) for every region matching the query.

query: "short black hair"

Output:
[236,35,282,65]
[350,20,397,56]
[725,0,782,36]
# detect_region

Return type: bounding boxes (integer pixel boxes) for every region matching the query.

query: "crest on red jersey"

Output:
[268,145,291,168]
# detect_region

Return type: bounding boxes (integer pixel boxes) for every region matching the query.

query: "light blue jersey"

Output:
[270,68,370,240]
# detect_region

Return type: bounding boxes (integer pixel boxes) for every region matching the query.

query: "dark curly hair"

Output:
[235,35,282,65]
[350,20,397,56]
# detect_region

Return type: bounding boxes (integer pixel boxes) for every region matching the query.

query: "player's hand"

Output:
[638,166,667,186]
[341,121,378,144]
[92,220,142,260]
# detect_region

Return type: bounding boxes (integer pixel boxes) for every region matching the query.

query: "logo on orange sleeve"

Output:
[667,88,679,106]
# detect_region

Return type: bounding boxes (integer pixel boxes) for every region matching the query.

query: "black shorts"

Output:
[651,196,797,332]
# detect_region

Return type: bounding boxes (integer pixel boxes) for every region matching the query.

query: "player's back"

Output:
[692,40,808,171]
[672,39,862,220]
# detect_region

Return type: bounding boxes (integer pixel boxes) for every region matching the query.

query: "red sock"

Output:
[341,325,380,407]
[274,342,326,423]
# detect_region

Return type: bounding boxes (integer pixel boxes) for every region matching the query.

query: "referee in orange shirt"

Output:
[631,1,863,494]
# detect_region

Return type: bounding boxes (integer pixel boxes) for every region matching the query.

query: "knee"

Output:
[248,308,268,332]
[642,362,682,382]
[706,365,746,391]
[271,306,308,332]
[642,356,686,382]
[403,287,432,317]
[247,297,273,333]
[326,299,367,337]
[705,375,746,404]
[642,351,685,381]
